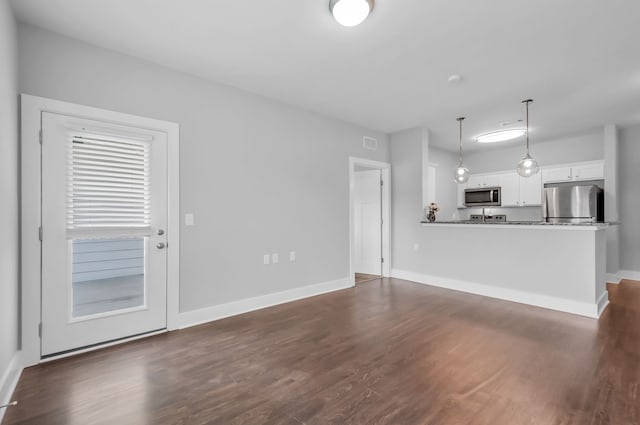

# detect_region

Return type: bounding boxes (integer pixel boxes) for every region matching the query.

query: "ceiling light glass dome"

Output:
[455,165,470,184]
[330,0,374,27]
[517,155,540,177]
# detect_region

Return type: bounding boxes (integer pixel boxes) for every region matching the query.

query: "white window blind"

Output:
[67,134,151,239]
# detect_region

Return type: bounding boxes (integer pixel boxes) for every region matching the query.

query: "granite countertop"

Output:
[420,220,616,228]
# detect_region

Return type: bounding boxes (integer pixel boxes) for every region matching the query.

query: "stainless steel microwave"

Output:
[464,186,501,207]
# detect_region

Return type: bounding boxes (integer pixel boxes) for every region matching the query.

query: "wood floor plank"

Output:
[3,278,640,424]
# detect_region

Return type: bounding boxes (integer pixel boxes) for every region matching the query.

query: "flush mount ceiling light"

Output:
[329,0,374,27]
[476,129,526,143]
[516,99,540,178]
[454,117,470,184]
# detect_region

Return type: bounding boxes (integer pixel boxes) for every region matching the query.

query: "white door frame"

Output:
[21,94,180,366]
[349,157,391,282]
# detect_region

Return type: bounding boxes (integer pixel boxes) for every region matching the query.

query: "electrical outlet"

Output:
[272,253,279,264]
[263,254,270,265]
[289,251,296,262]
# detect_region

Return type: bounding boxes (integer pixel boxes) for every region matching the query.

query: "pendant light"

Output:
[516,99,540,177]
[454,117,469,184]
[329,0,374,27]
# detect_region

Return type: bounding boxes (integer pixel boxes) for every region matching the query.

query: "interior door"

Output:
[41,112,168,356]
[354,169,382,276]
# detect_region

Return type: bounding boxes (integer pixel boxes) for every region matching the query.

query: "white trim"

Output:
[391,269,605,318]
[348,157,391,283]
[597,291,609,316]
[606,273,621,284]
[39,329,167,363]
[20,94,180,367]
[618,270,640,281]
[178,278,352,329]
[166,114,180,331]
[0,352,23,423]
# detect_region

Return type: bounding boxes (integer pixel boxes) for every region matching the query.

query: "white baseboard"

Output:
[606,273,621,284]
[391,269,603,318]
[597,290,609,316]
[0,351,22,423]
[618,270,640,281]
[178,278,353,329]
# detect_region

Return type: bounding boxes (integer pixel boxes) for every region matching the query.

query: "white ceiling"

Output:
[10,0,640,151]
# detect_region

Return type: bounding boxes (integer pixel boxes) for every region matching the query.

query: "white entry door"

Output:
[354,169,382,275]
[41,112,168,356]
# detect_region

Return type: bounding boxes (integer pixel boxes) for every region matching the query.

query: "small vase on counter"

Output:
[425,202,440,223]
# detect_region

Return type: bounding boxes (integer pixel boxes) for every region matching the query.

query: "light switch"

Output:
[272,253,279,264]
[263,254,270,265]
[185,213,195,226]
[413,243,420,252]
[289,251,296,262]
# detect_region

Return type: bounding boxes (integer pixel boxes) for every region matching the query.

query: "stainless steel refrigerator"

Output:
[542,184,604,223]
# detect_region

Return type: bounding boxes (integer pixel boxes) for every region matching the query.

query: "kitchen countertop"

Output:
[420,220,616,230]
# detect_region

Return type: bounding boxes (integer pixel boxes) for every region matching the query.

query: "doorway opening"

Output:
[349,157,391,285]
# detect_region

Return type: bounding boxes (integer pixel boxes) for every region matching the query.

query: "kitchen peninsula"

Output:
[397,221,611,318]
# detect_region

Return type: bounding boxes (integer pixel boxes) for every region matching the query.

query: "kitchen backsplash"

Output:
[455,206,543,222]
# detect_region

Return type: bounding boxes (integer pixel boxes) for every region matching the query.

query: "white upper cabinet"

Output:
[467,174,501,188]
[500,173,520,207]
[573,162,605,181]
[541,161,604,183]
[483,174,502,187]
[519,172,542,206]
[500,172,541,207]
[456,160,600,209]
[541,166,572,183]
[466,175,483,188]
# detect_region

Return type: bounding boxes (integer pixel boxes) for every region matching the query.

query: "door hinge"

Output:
[38,227,43,241]
[38,323,42,337]
[381,258,384,263]
[380,179,383,186]
[39,130,43,145]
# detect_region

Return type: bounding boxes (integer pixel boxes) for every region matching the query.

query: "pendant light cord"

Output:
[522,99,533,156]
[457,117,465,165]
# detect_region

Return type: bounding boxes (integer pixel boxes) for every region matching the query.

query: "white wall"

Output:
[619,125,640,273]
[390,128,425,272]
[17,24,390,313]
[427,147,458,220]
[462,130,604,174]
[0,0,19,403]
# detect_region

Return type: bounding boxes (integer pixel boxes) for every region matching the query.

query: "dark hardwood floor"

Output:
[354,273,380,284]
[4,278,640,425]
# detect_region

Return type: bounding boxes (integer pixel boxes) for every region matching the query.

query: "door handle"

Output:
[157,229,165,236]
[156,242,166,249]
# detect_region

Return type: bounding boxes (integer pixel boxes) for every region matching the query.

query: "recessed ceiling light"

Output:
[476,129,526,143]
[329,0,374,27]
[447,74,464,84]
